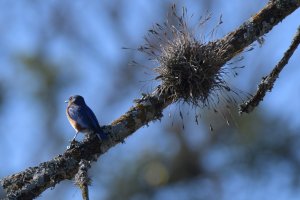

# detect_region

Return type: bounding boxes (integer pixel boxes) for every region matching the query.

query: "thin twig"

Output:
[239,26,300,114]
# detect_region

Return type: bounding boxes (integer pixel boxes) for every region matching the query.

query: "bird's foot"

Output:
[67,139,80,149]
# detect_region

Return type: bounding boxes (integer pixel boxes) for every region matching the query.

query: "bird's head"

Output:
[65,95,85,106]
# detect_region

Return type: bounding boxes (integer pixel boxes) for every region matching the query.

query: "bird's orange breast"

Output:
[66,109,83,132]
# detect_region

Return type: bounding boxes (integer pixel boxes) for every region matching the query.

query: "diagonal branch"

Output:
[239,26,300,113]
[1,0,299,199]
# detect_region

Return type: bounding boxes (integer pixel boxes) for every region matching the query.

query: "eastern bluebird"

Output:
[65,95,106,141]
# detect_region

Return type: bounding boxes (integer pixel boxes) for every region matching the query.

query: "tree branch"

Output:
[239,26,300,113]
[1,0,299,199]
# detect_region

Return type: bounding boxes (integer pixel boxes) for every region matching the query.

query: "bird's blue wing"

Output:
[68,104,107,139]
[85,105,101,131]
[85,106,108,139]
[67,105,79,121]
[68,105,91,129]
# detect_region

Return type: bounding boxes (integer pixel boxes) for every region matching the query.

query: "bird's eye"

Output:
[69,97,72,100]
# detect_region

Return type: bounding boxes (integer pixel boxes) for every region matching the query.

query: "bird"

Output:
[65,95,106,141]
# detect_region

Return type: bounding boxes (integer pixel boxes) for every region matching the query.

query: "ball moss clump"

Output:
[140,5,231,107]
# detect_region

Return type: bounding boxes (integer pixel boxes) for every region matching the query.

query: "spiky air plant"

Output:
[139,5,242,109]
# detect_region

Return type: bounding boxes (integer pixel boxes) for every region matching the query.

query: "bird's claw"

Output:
[69,138,80,147]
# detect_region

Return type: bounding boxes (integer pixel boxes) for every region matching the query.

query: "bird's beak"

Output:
[65,100,69,103]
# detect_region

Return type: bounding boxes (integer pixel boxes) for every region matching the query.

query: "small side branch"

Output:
[74,160,92,200]
[239,26,300,113]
